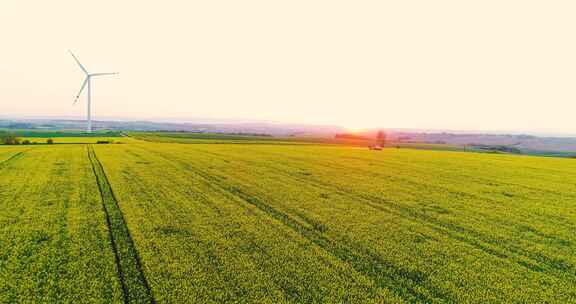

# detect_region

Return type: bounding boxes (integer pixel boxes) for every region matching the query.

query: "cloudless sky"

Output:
[1,1,575,132]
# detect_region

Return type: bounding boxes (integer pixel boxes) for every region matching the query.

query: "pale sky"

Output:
[1,1,575,132]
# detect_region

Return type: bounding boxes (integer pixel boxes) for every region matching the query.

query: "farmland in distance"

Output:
[1,136,576,302]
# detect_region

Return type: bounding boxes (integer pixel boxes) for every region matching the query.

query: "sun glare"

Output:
[345,127,366,134]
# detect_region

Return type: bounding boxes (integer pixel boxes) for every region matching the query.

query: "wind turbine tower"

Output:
[70,51,118,133]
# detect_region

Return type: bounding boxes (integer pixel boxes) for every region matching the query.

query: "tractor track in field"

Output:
[191,164,454,303]
[0,150,29,170]
[87,145,155,304]
[139,144,576,296]
[187,147,576,274]
[133,144,455,303]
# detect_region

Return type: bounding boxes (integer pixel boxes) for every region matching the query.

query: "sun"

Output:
[345,127,366,134]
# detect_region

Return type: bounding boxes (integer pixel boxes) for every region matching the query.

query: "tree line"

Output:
[0,132,53,145]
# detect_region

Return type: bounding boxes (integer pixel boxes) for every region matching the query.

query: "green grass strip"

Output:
[87,145,155,304]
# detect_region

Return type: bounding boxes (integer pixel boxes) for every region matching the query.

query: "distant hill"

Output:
[0,119,344,137]
[385,131,576,154]
[2,118,576,155]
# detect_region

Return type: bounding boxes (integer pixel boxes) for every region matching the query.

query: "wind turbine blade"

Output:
[73,77,89,105]
[90,72,119,77]
[69,50,88,75]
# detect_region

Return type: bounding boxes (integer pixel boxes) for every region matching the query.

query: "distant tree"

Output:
[22,139,31,145]
[1,133,21,145]
[376,130,387,146]
[46,138,54,144]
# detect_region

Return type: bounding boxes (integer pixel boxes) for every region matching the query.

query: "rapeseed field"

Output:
[1,139,575,302]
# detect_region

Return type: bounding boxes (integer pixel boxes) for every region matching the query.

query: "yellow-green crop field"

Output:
[1,139,576,303]
[20,136,132,144]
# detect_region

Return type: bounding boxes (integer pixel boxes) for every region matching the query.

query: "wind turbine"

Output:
[70,50,118,133]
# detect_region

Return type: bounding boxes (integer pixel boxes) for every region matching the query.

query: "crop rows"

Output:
[92,142,576,302]
[0,145,122,302]
[0,147,27,168]
[2,140,576,302]
[93,143,386,302]
[87,146,155,303]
